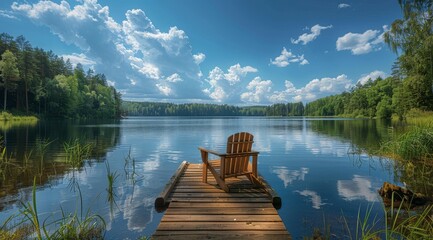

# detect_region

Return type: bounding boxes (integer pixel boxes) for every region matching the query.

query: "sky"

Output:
[0,0,403,105]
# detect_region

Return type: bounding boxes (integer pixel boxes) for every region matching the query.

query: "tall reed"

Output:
[64,139,93,169]
[106,160,119,215]
[340,195,433,240]
[4,177,106,239]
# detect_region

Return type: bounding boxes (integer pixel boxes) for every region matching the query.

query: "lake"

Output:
[0,117,429,239]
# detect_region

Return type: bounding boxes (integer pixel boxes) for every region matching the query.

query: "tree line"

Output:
[0,33,122,119]
[2,0,431,119]
[122,101,305,116]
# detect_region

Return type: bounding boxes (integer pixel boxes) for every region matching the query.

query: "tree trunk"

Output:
[3,87,7,111]
[25,82,28,114]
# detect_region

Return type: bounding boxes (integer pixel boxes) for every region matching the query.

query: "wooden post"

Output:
[259,174,282,209]
[154,161,189,211]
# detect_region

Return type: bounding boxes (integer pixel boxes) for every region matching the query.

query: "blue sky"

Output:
[0,0,402,104]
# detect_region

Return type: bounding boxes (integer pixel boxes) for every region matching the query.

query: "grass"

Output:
[64,139,94,169]
[105,161,119,206]
[308,200,433,239]
[380,126,433,162]
[379,109,433,180]
[1,177,106,240]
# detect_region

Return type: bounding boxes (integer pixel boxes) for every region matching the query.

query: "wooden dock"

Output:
[152,161,291,239]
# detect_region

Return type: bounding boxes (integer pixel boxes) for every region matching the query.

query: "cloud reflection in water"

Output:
[337,175,379,202]
[295,190,327,209]
[272,166,309,188]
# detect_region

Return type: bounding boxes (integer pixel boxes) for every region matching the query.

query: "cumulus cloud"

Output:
[203,64,258,102]
[291,24,332,45]
[336,26,388,55]
[240,77,273,103]
[193,53,206,64]
[357,70,387,85]
[270,48,309,67]
[269,74,353,103]
[11,0,204,100]
[338,3,351,8]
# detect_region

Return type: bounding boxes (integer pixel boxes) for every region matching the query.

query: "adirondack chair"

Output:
[199,132,260,192]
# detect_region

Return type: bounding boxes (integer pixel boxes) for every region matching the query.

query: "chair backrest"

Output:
[224,132,254,176]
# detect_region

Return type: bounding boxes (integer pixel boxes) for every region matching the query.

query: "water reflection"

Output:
[337,175,379,202]
[0,117,430,239]
[272,166,309,188]
[295,190,327,209]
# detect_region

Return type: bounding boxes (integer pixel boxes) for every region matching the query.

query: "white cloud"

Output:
[357,70,387,85]
[291,24,332,45]
[224,64,258,85]
[336,27,386,55]
[338,3,351,8]
[0,10,17,19]
[203,64,258,102]
[269,74,353,103]
[240,77,273,103]
[12,0,204,101]
[166,73,182,83]
[61,53,96,67]
[270,48,309,67]
[337,175,379,202]
[156,83,172,96]
[193,53,206,65]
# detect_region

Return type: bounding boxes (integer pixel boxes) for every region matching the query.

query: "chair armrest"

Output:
[198,147,226,157]
[199,147,259,158]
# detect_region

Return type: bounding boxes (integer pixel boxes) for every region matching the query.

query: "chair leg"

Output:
[202,162,208,183]
[201,150,208,183]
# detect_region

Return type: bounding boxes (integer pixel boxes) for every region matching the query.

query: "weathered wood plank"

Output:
[168,201,272,208]
[169,197,271,203]
[153,163,290,239]
[161,214,282,222]
[165,208,279,215]
[156,221,287,231]
[153,230,290,240]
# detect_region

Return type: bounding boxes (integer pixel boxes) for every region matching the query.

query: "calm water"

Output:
[0,117,426,239]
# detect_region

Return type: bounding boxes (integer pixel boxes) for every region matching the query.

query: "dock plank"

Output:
[153,163,290,239]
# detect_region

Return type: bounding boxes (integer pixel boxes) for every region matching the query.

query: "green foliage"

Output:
[64,139,94,169]
[339,199,433,240]
[305,77,397,119]
[381,126,433,161]
[123,101,304,116]
[0,50,20,111]
[15,178,106,239]
[384,0,433,112]
[0,33,122,119]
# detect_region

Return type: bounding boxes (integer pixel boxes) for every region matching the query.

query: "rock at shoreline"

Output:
[378,182,427,207]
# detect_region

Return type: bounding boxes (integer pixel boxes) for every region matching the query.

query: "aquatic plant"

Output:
[3,177,106,240]
[106,160,120,215]
[339,194,433,240]
[380,126,433,162]
[64,139,94,169]
[20,178,43,239]
[124,147,138,184]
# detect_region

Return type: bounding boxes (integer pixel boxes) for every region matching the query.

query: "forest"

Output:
[122,101,304,116]
[0,33,122,119]
[1,0,433,119]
